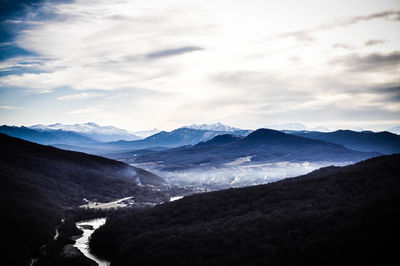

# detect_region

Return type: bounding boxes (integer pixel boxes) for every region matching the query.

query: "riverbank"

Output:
[74,218,110,266]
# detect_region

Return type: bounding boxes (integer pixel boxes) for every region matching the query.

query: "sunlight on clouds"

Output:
[68,107,102,115]
[57,92,104,101]
[0,0,399,130]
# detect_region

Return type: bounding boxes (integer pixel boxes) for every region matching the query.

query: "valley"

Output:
[0,123,399,266]
[1,0,398,264]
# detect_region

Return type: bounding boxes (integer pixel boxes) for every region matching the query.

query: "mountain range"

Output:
[2,124,398,163]
[181,123,243,132]
[266,122,330,132]
[289,130,400,154]
[103,127,251,151]
[134,129,379,170]
[0,124,252,155]
[0,125,98,145]
[30,122,141,142]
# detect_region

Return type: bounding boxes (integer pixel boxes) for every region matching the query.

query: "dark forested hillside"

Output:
[0,134,167,266]
[91,154,400,266]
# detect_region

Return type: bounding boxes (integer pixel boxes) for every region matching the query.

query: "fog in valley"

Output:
[133,159,351,189]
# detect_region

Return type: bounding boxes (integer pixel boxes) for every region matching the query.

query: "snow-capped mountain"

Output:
[182,123,242,132]
[30,122,141,142]
[267,123,330,132]
[387,126,400,135]
[267,123,307,131]
[133,128,161,138]
[309,126,330,132]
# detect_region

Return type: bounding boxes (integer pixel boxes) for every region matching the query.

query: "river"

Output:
[73,195,185,265]
[74,218,110,266]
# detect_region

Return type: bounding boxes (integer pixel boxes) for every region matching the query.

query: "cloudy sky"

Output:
[0,0,399,131]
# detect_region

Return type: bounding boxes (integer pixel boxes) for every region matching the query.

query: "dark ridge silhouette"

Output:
[290,129,400,154]
[90,154,400,266]
[134,128,379,169]
[196,134,243,146]
[0,133,167,265]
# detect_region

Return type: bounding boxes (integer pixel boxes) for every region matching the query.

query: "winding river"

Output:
[72,195,185,265]
[74,218,110,266]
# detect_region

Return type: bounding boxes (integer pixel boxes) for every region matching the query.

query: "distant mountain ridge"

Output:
[2,123,398,159]
[0,125,98,145]
[289,129,400,154]
[102,127,251,151]
[267,122,330,132]
[30,122,141,142]
[134,128,378,170]
[0,125,252,156]
[182,123,243,132]
[133,128,161,138]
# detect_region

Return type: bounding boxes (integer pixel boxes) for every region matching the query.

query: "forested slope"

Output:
[0,134,166,265]
[91,154,400,266]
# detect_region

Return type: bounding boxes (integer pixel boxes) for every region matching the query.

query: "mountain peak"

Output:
[267,123,330,132]
[245,128,287,140]
[200,134,242,146]
[182,123,242,132]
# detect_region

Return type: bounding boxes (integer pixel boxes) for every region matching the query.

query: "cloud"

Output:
[268,10,400,42]
[57,92,104,100]
[68,107,101,115]
[369,85,400,102]
[331,51,400,72]
[332,43,355,50]
[339,10,400,25]
[0,105,20,110]
[365,39,388,46]
[146,46,203,59]
[0,0,399,131]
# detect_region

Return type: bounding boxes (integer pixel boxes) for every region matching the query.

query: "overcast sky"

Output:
[0,0,399,131]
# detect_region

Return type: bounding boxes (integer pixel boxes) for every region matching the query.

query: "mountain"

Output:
[133,128,161,138]
[134,129,378,170]
[387,126,400,135]
[0,125,98,145]
[182,123,252,137]
[268,122,307,131]
[0,133,167,265]
[30,122,141,142]
[182,123,242,132]
[290,129,400,154]
[267,123,330,132]
[90,154,400,266]
[0,124,253,157]
[196,134,243,146]
[103,128,249,151]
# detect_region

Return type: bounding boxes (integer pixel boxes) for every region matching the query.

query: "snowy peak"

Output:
[182,123,242,132]
[267,123,330,132]
[32,122,128,134]
[387,126,400,135]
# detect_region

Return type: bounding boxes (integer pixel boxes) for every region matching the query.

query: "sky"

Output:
[0,0,399,131]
